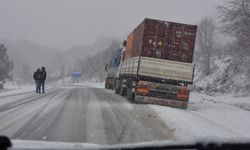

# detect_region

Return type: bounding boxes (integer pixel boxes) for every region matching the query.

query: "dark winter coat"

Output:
[33,71,41,81]
[40,70,47,81]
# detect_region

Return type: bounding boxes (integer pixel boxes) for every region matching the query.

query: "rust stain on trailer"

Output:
[124,18,197,63]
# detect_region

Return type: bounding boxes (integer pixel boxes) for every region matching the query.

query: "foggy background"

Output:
[3,0,250,95]
[0,0,222,80]
[0,0,222,49]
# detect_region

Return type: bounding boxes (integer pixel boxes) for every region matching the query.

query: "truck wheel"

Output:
[115,89,120,94]
[130,93,135,102]
[120,87,124,96]
[127,88,131,100]
[120,87,126,96]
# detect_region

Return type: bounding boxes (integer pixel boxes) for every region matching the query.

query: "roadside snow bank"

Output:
[0,84,34,97]
[12,139,100,149]
[194,56,250,95]
[11,139,178,149]
[0,82,55,97]
[150,92,250,142]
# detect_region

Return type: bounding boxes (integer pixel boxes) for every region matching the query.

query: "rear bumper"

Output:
[135,95,188,108]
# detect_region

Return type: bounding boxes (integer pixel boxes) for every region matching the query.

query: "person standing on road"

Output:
[33,68,42,93]
[40,66,47,94]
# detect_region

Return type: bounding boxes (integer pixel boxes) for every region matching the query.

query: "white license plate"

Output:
[143,97,188,108]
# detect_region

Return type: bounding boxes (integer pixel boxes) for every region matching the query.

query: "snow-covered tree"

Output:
[218,0,250,81]
[218,0,250,56]
[0,44,13,82]
[197,17,216,76]
[80,40,120,81]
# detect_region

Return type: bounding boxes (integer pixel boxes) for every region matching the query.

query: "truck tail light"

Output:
[176,85,189,100]
[136,80,150,95]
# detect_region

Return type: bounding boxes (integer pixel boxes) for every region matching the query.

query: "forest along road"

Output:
[0,85,173,145]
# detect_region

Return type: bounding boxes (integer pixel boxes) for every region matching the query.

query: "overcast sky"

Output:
[0,0,223,50]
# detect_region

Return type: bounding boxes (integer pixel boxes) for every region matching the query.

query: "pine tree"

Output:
[197,17,216,76]
[0,44,13,82]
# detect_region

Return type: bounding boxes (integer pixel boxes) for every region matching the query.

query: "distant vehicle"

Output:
[111,18,197,108]
[104,47,123,89]
[71,72,81,82]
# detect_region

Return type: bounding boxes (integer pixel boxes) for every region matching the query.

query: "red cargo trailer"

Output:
[125,18,197,63]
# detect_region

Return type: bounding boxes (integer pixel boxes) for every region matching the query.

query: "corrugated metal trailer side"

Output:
[124,18,197,63]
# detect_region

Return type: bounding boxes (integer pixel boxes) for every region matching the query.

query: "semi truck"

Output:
[104,41,127,89]
[110,18,197,108]
[104,47,123,89]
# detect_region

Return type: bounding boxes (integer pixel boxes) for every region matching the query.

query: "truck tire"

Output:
[129,88,135,102]
[126,88,131,100]
[120,87,124,96]
[115,89,120,94]
[115,79,120,94]
[130,93,135,102]
[120,87,126,96]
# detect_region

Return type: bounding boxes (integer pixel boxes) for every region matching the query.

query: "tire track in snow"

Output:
[200,98,250,112]
[0,90,34,99]
[10,88,67,139]
[0,88,64,123]
[92,88,173,144]
[0,88,59,112]
[16,90,73,140]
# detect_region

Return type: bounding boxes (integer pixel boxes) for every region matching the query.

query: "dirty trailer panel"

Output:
[125,18,197,63]
[120,56,194,84]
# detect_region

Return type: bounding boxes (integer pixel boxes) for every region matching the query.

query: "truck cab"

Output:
[104,47,122,89]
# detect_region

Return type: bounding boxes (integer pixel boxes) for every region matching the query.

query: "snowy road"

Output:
[0,85,173,145]
[150,92,250,142]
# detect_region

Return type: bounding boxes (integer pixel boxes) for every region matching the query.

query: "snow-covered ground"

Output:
[11,139,178,149]
[56,78,105,89]
[74,81,104,88]
[12,140,100,149]
[0,80,104,98]
[194,56,250,95]
[2,80,249,145]
[0,83,35,97]
[150,92,250,142]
